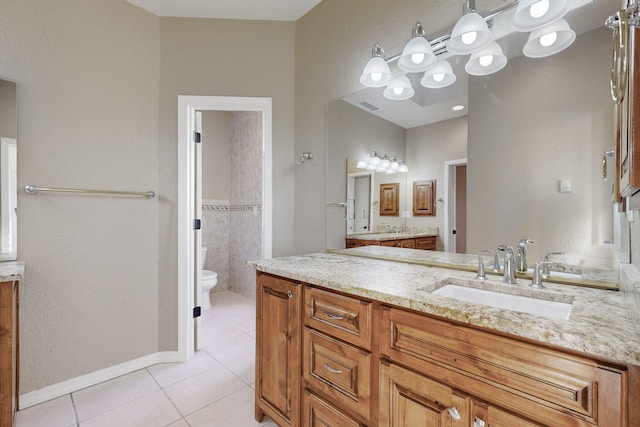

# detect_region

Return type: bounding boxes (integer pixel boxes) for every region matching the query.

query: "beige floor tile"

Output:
[15,395,76,427]
[204,332,255,363]
[147,349,220,388]
[185,386,277,427]
[224,352,256,385]
[79,390,181,427]
[72,369,159,421]
[163,365,246,416]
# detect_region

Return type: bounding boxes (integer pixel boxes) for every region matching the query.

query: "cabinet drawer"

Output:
[305,286,372,349]
[381,307,625,426]
[415,236,435,250]
[303,328,372,421]
[302,389,362,427]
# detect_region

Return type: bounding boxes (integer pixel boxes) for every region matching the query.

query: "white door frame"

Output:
[177,95,273,361]
[443,158,467,253]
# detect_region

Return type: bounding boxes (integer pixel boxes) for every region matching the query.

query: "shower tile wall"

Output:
[229,112,262,299]
[201,111,262,299]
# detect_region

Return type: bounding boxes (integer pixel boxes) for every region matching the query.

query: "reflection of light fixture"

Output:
[421,59,456,89]
[360,43,392,87]
[398,22,436,73]
[465,41,507,76]
[357,152,409,174]
[523,18,575,58]
[447,0,492,55]
[452,105,465,111]
[383,76,415,100]
[511,0,570,32]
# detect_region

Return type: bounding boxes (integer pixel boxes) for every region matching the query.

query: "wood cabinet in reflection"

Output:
[379,183,399,216]
[413,180,435,216]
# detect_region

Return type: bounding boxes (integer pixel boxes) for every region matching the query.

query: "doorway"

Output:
[177,96,273,362]
[444,158,467,253]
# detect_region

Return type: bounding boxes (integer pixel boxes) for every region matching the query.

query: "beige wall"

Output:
[201,111,231,200]
[406,116,468,250]
[157,17,295,349]
[0,79,17,139]
[0,0,161,393]
[467,27,613,263]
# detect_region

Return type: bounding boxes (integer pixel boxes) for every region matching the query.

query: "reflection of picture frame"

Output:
[413,180,435,216]
[379,183,399,216]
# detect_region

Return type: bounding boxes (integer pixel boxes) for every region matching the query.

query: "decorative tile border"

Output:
[202,203,262,212]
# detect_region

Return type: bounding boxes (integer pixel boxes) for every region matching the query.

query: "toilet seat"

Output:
[202,270,217,282]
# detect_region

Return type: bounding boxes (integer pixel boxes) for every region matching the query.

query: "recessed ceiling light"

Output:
[452,105,465,111]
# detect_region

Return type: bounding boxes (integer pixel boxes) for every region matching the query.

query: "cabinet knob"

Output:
[448,407,462,420]
[474,417,486,427]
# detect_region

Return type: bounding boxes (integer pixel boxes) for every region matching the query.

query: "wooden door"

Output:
[255,273,301,426]
[379,361,469,426]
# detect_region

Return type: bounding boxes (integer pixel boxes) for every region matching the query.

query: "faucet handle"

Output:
[530,262,552,289]
[475,253,487,280]
[481,248,500,272]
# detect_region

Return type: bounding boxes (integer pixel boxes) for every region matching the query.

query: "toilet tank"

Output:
[201,247,208,270]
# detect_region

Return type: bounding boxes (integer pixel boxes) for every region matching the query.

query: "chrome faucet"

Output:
[530,261,553,289]
[481,248,500,273]
[516,239,534,272]
[475,252,487,280]
[541,252,564,277]
[498,245,517,284]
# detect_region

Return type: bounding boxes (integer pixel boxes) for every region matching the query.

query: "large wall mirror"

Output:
[326,0,628,277]
[0,79,17,261]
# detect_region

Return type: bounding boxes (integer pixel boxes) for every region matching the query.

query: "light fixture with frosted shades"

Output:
[421,59,457,88]
[383,75,415,100]
[447,0,493,55]
[359,43,392,87]
[511,0,570,32]
[357,152,409,174]
[465,41,507,76]
[523,18,575,58]
[398,22,436,73]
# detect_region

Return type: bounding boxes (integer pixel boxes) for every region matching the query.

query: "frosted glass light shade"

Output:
[360,56,392,87]
[421,59,457,88]
[447,12,492,55]
[383,76,415,101]
[511,0,570,32]
[398,36,436,72]
[523,19,575,58]
[465,42,507,76]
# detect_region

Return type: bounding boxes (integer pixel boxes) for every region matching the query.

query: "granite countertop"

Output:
[0,261,25,282]
[346,227,438,241]
[251,250,640,366]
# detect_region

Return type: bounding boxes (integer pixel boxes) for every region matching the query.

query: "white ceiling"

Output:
[126,0,322,21]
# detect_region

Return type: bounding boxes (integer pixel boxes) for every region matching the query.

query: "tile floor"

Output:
[16,291,277,427]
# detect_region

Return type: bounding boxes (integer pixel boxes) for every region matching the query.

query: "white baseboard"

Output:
[18,351,179,410]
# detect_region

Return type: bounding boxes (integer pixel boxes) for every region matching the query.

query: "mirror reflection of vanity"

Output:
[0,79,17,261]
[326,0,625,286]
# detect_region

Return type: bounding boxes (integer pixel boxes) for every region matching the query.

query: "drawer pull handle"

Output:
[324,312,344,320]
[474,417,486,427]
[448,407,461,420]
[323,363,343,374]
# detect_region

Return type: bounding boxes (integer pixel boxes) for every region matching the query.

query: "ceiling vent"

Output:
[357,101,380,112]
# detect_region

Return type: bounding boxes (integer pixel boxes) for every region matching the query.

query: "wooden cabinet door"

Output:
[255,273,301,427]
[380,183,399,216]
[471,398,547,427]
[413,180,435,216]
[379,361,469,427]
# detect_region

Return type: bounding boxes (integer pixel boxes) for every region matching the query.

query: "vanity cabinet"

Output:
[345,235,436,250]
[380,306,627,427]
[0,280,18,427]
[255,273,302,427]
[255,273,634,427]
[301,286,374,426]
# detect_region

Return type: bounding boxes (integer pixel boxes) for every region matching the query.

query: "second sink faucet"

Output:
[498,245,517,284]
[516,239,534,272]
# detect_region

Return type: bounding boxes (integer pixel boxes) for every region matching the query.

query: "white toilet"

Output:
[200,247,218,310]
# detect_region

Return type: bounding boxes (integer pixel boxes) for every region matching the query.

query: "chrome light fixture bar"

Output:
[361,0,577,100]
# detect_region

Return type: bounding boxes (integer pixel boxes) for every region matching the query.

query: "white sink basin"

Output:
[431,284,573,320]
